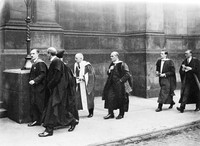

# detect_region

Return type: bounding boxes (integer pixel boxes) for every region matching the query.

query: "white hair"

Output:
[47,47,57,55]
[111,51,119,57]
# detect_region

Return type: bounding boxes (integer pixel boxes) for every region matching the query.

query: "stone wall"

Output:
[1,0,200,99]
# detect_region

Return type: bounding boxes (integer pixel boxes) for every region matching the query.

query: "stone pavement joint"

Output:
[98,120,200,146]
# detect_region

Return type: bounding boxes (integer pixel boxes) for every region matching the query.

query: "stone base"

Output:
[2,69,31,123]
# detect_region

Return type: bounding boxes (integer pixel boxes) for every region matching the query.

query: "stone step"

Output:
[0,108,7,118]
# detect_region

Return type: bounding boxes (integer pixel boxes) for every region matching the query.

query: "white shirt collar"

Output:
[33,57,38,63]
[161,58,169,61]
[188,57,192,62]
[50,56,56,62]
[113,59,122,64]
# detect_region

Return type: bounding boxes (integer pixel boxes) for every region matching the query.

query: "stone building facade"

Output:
[1,0,200,99]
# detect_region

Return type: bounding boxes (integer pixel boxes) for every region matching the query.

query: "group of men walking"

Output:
[28,47,132,137]
[27,46,199,137]
[156,49,200,113]
[28,47,96,137]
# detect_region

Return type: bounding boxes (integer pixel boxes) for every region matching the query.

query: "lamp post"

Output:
[22,0,32,70]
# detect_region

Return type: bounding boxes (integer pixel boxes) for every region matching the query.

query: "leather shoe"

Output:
[177,107,184,113]
[68,119,79,132]
[68,125,76,132]
[116,115,124,119]
[169,101,175,109]
[28,121,40,127]
[194,108,200,111]
[103,114,114,119]
[38,131,53,137]
[87,113,93,118]
[155,108,162,112]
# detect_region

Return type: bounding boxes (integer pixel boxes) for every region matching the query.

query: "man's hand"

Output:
[109,65,114,73]
[182,64,186,71]
[160,73,166,77]
[185,66,192,72]
[156,71,160,77]
[29,80,35,85]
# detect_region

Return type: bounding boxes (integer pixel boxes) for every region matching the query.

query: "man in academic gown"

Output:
[56,49,79,121]
[177,50,200,113]
[28,49,48,126]
[102,51,131,120]
[38,47,78,137]
[155,50,176,112]
[74,53,95,118]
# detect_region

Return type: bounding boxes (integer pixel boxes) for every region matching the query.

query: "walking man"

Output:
[155,50,176,112]
[38,47,78,137]
[28,49,48,127]
[102,51,131,119]
[177,50,200,113]
[74,53,95,118]
[56,49,79,121]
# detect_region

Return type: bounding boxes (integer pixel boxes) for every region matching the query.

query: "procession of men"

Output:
[27,46,200,137]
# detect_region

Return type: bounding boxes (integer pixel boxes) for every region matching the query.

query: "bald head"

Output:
[75,53,84,63]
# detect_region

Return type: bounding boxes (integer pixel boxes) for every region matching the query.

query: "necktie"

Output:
[77,63,80,69]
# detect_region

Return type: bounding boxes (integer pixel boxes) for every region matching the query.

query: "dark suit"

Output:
[29,58,47,123]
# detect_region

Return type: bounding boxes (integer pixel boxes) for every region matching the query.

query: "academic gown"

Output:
[74,61,95,111]
[102,61,131,112]
[156,59,176,104]
[29,58,48,122]
[64,64,79,120]
[179,57,200,106]
[42,57,74,128]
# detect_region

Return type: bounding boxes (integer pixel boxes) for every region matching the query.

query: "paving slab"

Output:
[0,90,200,146]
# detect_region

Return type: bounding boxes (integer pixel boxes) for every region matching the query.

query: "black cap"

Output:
[56,49,65,58]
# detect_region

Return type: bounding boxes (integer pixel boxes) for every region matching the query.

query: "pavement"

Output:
[1,90,200,146]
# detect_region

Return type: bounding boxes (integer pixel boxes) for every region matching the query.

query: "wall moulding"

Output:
[3,21,63,32]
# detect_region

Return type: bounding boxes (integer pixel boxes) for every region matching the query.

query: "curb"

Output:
[93,120,200,146]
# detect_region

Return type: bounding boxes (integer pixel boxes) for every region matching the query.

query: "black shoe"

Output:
[87,113,93,118]
[155,108,162,112]
[177,107,184,113]
[169,102,175,109]
[194,108,200,111]
[104,114,114,119]
[68,119,79,132]
[116,115,124,120]
[38,131,53,137]
[28,121,40,127]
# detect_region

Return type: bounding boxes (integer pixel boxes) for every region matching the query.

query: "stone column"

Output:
[124,3,147,97]
[31,0,63,50]
[145,3,165,98]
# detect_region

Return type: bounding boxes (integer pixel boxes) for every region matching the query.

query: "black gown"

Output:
[42,57,75,129]
[29,58,48,123]
[102,61,131,112]
[179,57,200,107]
